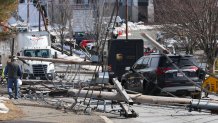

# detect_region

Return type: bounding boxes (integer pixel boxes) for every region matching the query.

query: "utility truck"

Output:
[15,31,55,80]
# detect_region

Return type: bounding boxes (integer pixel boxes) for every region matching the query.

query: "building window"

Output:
[19,0,25,3]
[138,0,149,6]
[76,0,82,4]
[88,0,95,4]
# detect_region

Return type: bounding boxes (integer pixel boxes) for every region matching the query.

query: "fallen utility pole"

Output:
[17,56,99,65]
[56,70,95,74]
[141,33,169,53]
[68,89,218,112]
[68,89,191,105]
[22,79,62,84]
[21,79,71,85]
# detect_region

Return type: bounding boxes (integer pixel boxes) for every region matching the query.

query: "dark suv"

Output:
[121,53,203,97]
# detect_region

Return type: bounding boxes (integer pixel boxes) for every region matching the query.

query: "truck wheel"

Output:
[50,73,56,80]
[46,73,56,80]
[52,73,56,80]
[22,74,28,79]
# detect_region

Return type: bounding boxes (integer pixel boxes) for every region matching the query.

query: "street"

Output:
[108,103,218,123]
[2,0,218,123]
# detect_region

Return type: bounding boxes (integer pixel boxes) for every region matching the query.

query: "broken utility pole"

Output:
[17,56,99,65]
[68,88,218,112]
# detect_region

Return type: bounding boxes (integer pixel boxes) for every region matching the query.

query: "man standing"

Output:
[4,58,22,99]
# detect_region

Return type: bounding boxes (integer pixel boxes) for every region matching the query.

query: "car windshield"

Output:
[24,49,50,58]
[160,55,197,68]
[170,56,197,66]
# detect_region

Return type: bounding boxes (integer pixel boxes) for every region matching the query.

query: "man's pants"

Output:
[7,78,18,98]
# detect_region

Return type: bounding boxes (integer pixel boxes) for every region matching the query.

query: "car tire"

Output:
[151,85,161,96]
[144,81,160,95]
[122,80,129,90]
[143,80,149,94]
[192,91,202,99]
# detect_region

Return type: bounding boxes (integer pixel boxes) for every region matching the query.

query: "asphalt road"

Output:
[2,60,217,123]
[54,63,218,123]
[108,103,218,123]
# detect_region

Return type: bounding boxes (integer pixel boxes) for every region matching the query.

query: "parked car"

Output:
[74,32,86,45]
[121,53,203,98]
[144,47,156,55]
[80,40,95,48]
[86,42,95,50]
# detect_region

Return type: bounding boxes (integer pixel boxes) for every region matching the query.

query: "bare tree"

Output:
[93,0,116,50]
[154,0,218,73]
[48,0,72,54]
[47,0,117,58]
[0,0,17,22]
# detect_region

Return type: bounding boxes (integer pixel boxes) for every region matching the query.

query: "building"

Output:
[47,0,96,33]
[118,0,154,23]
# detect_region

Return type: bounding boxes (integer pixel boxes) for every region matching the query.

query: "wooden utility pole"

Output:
[11,38,15,62]
[68,89,191,104]
[51,0,54,23]
[37,0,48,31]
[27,0,30,25]
[39,5,41,31]
[16,0,19,22]
[141,33,169,53]
[68,89,218,111]
[126,0,128,40]
[17,56,97,65]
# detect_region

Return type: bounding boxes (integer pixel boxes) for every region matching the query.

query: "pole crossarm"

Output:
[113,78,134,105]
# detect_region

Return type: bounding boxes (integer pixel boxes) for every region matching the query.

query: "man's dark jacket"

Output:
[4,62,22,79]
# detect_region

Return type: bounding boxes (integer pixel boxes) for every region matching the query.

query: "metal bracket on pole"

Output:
[119,102,138,118]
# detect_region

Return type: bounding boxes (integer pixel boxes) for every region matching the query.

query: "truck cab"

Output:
[16,31,55,80]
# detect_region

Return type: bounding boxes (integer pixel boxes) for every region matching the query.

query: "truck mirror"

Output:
[17,53,20,56]
[53,52,57,59]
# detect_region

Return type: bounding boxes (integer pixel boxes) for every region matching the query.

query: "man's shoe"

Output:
[14,97,18,99]
[9,96,13,99]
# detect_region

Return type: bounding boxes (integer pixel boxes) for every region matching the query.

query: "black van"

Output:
[108,39,144,81]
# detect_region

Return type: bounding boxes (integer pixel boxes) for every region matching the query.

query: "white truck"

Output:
[15,31,55,80]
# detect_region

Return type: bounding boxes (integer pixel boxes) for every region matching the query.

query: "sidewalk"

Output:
[0,96,110,123]
[0,97,23,121]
